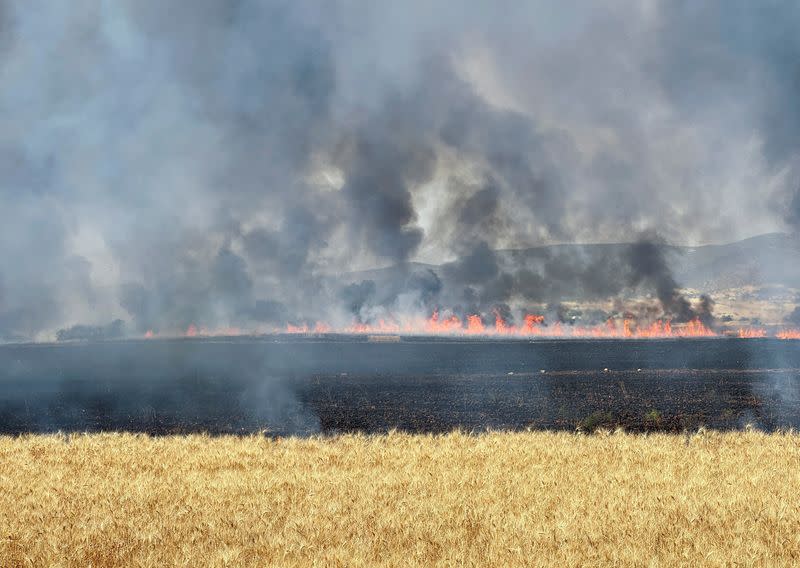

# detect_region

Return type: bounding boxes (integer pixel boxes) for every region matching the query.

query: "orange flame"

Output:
[286,323,309,333]
[681,319,716,337]
[523,314,545,334]
[777,329,800,339]
[425,310,463,333]
[466,314,485,334]
[493,310,511,334]
[140,315,800,340]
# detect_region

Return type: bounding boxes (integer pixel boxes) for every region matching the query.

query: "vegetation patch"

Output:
[577,411,616,432]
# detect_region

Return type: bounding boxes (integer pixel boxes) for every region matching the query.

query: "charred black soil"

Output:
[1,337,799,435]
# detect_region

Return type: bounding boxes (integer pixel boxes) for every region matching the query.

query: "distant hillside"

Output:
[342,233,800,297]
[668,233,800,291]
[501,233,800,292]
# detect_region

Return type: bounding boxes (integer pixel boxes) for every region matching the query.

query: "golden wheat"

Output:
[1,430,799,567]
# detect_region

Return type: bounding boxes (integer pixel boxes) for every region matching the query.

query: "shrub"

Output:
[577,411,615,433]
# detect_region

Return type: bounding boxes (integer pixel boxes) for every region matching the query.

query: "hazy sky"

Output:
[1,1,799,338]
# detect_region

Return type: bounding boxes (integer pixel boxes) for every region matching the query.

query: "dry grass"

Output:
[2,430,799,567]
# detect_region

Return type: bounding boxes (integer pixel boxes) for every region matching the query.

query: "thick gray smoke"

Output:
[626,236,715,325]
[1,1,799,340]
[56,319,125,342]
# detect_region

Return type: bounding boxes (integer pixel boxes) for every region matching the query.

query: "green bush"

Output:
[644,409,662,424]
[578,411,615,433]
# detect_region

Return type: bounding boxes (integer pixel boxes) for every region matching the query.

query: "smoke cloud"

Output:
[1,1,799,339]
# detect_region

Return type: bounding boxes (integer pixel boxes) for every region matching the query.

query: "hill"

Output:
[338,234,800,323]
[346,234,800,293]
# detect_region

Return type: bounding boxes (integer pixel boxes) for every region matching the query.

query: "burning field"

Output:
[6,0,800,564]
[155,309,800,340]
[284,310,720,338]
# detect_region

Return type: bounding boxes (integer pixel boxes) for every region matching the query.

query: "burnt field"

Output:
[1,336,799,435]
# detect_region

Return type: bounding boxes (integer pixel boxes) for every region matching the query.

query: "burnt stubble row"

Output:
[0,337,798,435]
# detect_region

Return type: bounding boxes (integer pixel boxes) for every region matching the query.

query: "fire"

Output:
[738,328,767,338]
[466,314,485,334]
[493,310,512,334]
[143,312,800,340]
[158,324,246,338]
[346,319,405,334]
[286,323,310,333]
[314,322,332,333]
[523,314,545,334]
[287,311,718,339]
[681,319,716,337]
[425,310,462,333]
[640,320,671,337]
[777,329,800,340]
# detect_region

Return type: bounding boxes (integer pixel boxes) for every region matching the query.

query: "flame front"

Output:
[777,329,800,339]
[282,311,719,338]
[145,312,800,340]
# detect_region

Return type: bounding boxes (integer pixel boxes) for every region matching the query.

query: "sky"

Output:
[1,0,799,339]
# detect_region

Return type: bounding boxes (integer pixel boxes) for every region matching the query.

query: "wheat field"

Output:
[1,430,799,567]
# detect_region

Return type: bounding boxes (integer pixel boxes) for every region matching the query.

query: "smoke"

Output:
[1,1,799,339]
[335,101,436,263]
[626,235,715,324]
[785,307,800,325]
[340,280,377,321]
[444,241,500,286]
[0,340,321,435]
[405,269,442,307]
[786,186,800,233]
[57,319,125,342]
[649,1,800,231]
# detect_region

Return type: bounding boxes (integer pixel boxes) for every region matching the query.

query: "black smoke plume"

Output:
[626,236,714,325]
